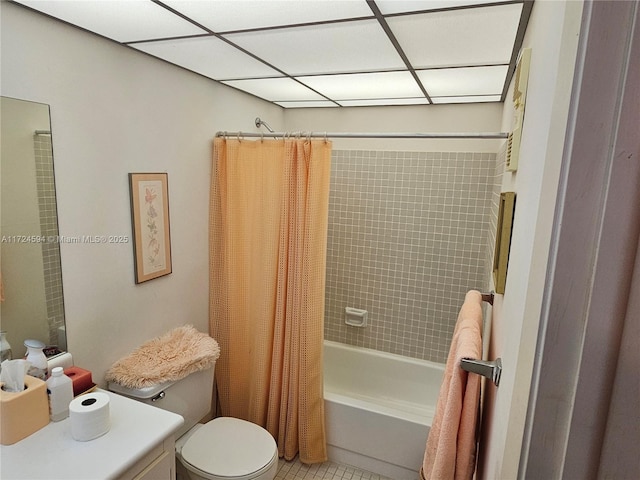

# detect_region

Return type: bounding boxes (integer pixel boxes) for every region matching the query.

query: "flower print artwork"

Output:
[143,186,162,267]
[130,173,172,283]
[138,180,166,274]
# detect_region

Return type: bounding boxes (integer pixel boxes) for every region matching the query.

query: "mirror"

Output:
[1,96,67,361]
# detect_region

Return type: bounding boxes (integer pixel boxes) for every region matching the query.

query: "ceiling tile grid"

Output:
[12,0,532,108]
[225,20,407,77]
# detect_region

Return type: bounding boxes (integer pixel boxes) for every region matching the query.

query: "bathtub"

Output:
[323,340,444,479]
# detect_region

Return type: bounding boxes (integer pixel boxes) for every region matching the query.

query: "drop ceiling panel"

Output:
[431,95,502,104]
[15,0,206,43]
[163,0,373,32]
[299,72,423,100]
[338,98,430,107]
[131,37,281,80]
[387,3,523,68]
[222,78,326,102]
[12,0,532,108]
[274,101,339,109]
[376,0,513,15]
[225,20,405,76]
[417,66,508,96]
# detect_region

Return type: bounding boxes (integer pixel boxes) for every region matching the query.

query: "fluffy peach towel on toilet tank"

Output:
[421,290,483,480]
[210,137,331,464]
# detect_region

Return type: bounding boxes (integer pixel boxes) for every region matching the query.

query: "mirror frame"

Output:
[1,96,67,359]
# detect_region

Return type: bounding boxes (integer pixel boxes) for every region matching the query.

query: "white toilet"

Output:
[109,368,278,480]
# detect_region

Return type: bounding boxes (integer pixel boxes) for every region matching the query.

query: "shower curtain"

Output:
[209,136,331,464]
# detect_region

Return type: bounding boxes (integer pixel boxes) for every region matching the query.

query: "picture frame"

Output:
[493,192,516,294]
[129,173,172,284]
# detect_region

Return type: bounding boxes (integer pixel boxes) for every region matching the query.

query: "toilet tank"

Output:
[109,367,214,438]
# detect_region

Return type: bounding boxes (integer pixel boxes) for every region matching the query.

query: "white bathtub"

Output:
[323,340,444,479]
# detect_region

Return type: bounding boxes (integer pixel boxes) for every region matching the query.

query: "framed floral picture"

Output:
[129,173,172,283]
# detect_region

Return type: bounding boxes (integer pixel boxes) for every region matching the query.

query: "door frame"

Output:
[520,1,640,478]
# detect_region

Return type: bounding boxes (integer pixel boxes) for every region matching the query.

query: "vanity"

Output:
[0,389,184,479]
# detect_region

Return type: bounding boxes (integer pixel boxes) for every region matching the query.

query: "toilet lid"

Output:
[181,417,277,477]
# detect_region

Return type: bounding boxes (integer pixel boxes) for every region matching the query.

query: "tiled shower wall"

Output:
[34,134,65,346]
[324,149,498,364]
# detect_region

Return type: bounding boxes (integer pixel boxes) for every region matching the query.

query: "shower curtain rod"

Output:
[215,130,508,140]
[215,117,508,140]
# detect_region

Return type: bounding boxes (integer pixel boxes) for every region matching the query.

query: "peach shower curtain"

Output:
[209,136,331,464]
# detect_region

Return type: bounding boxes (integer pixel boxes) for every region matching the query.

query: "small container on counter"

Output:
[46,367,73,421]
[24,339,48,380]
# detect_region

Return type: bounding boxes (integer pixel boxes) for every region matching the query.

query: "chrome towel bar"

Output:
[461,358,502,386]
[456,291,500,386]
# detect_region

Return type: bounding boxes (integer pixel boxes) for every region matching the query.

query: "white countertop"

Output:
[1,389,184,479]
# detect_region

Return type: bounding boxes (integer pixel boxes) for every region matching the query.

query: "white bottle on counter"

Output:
[46,367,73,421]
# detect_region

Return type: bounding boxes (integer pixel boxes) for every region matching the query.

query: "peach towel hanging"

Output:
[421,290,483,480]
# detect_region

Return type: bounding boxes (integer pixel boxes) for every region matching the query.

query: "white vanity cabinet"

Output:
[0,389,183,479]
[120,436,176,480]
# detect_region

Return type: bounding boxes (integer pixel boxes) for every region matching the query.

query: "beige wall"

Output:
[1,1,284,385]
[478,0,584,478]
[285,102,504,152]
[523,2,640,477]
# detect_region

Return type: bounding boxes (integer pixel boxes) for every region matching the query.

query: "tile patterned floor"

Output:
[275,457,392,480]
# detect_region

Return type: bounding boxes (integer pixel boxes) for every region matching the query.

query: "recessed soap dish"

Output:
[345,307,368,327]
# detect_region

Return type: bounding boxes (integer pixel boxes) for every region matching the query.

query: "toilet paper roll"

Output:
[69,392,110,441]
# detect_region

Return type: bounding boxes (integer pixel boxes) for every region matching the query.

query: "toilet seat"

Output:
[179,417,278,480]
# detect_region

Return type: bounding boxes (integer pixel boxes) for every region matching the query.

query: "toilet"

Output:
[108,368,278,480]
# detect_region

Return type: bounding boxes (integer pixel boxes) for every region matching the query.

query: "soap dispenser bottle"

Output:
[46,367,74,421]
